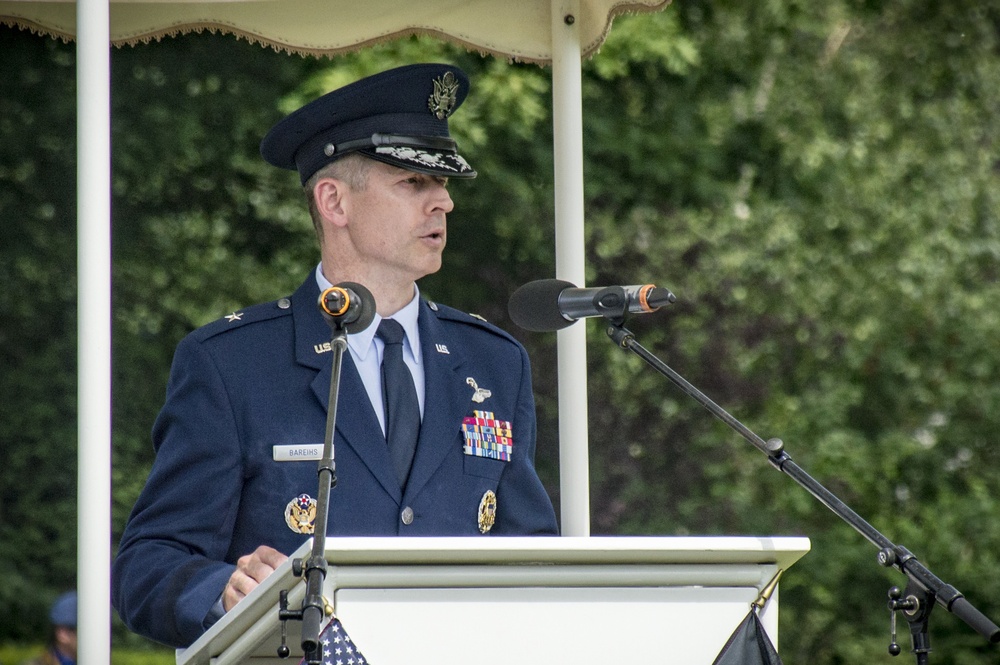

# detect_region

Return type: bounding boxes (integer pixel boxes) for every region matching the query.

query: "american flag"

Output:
[299,617,370,665]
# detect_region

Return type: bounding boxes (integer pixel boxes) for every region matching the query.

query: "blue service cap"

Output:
[261,63,477,185]
[50,591,77,627]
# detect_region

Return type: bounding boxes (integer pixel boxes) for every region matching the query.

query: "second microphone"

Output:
[508,278,676,332]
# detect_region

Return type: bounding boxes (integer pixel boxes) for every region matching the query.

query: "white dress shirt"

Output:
[316,264,425,435]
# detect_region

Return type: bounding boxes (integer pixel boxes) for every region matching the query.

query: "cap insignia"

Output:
[428,71,459,119]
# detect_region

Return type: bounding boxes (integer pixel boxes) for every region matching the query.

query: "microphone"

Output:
[317,282,376,333]
[508,278,676,332]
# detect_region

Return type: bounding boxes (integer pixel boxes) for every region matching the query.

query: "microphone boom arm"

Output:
[604,320,1000,662]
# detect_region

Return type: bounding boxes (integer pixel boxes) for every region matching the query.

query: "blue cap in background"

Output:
[49,591,77,628]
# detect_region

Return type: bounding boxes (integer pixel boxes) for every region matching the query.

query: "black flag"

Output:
[712,609,783,665]
[712,569,784,665]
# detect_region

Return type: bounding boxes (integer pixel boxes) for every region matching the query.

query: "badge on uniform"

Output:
[478,490,497,534]
[466,377,492,403]
[284,493,317,534]
[461,410,513,461]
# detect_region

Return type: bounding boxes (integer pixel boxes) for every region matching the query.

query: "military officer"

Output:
[111,63,559,648]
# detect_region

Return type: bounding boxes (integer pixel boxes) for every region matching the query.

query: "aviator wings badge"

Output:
[466,377,492,403]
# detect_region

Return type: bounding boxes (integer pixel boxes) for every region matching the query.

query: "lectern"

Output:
[177,536,809,665]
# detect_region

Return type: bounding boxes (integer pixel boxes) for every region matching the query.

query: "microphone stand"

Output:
[601,318,1000,663]
[277,322,348,664]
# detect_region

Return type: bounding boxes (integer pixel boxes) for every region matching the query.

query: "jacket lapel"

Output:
[292,278,401,502]
[402,303,467,501]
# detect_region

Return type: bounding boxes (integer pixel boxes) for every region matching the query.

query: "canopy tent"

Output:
[0,0,670,661]
[3,0,667,61]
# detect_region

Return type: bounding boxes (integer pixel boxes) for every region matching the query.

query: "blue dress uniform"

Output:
[112,276,558,646]
[111,63,558,648]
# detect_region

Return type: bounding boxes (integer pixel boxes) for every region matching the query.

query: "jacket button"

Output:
[401,506,414,525]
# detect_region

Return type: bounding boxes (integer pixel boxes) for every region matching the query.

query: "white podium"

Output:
[178,536,809,665]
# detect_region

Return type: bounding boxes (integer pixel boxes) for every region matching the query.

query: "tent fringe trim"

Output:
[2,0,670,64]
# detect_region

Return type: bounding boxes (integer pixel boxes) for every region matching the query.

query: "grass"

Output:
[0,644,176,665]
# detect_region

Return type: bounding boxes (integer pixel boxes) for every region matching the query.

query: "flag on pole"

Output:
[300,616,371,665]
[712,609,783,665]
[712,570,784,665]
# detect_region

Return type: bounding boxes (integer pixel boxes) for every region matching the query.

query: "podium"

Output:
[177,536,809,665]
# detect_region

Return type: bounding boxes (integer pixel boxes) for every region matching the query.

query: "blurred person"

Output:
[19,591,76,665]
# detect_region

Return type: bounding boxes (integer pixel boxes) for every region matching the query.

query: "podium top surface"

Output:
[178,536,810,665]
[309,535,811,568]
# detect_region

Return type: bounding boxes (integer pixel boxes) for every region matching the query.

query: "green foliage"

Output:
[577,1,1000,662]
[0,28,79,640]
[0,644,172,665]
[0,644,43,664]
[2,0,1000,661]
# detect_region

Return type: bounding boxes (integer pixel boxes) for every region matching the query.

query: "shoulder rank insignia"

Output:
[478,490,497,534]
[284,493,317,534]
[462,410,512,461]
[224,312,243,323]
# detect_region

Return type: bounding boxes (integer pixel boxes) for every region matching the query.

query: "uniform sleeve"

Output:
[491,341,559,535]
[112,335,244,647]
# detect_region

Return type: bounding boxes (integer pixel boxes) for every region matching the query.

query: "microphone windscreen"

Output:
[508,279,576,332]
[338,281,376,334]
[646,286,676,310]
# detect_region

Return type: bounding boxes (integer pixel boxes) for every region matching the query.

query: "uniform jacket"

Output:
[111,275,558,647]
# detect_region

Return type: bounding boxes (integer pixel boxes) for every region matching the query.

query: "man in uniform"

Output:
[112,63,559,648]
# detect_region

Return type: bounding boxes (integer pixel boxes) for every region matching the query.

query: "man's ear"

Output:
[313,178,349,228]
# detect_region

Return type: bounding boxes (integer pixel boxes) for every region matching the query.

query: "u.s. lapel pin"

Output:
[466,377,492,403]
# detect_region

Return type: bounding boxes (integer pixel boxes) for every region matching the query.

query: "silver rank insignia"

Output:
[478,490,497,534]
[284,493,317,534]
[428,71,459,119]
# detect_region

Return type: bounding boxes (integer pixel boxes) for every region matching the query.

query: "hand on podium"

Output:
[223,545,288,612]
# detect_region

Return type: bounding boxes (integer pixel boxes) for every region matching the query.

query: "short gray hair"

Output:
[303,153,376,241]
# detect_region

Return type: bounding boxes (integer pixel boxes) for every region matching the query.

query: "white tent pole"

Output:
[550,0,590,537]
[77,0,112,661]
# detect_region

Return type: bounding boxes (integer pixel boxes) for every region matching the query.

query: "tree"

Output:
[2,0,999,660]
[577,1,1000,661]
[0,27,79,640]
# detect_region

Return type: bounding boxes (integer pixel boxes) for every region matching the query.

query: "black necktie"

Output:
[376,319,420,487]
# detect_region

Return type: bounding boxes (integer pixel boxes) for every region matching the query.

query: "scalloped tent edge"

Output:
[0,0,669,63]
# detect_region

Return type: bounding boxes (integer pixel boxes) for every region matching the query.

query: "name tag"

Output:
[273,444,323,462]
